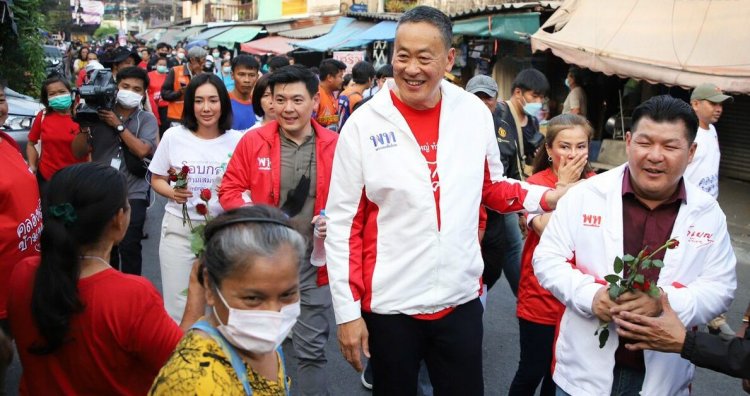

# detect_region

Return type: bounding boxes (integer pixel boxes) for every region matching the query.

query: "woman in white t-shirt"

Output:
[149,74,242,322]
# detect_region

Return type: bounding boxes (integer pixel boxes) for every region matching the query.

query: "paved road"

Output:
[5,194,749,395]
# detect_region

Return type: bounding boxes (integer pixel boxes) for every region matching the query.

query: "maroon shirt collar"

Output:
[622,166,687,206]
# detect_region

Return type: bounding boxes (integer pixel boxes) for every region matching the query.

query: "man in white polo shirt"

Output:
[684,83,733,199]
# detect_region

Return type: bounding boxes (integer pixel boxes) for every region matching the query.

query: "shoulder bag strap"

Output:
[506,103,527,181]
[191,320,254,396]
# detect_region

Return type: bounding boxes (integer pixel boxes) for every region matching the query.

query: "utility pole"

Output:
[172,0,177,23]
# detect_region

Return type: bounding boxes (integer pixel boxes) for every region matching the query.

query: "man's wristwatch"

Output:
[742,315,749,324]
[116,124,125,133]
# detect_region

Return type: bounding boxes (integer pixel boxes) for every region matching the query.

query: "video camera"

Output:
[74,68,117,125]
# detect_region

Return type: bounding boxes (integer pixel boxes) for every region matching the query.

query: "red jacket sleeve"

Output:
[481,160,529,213]
[219,136,253,210]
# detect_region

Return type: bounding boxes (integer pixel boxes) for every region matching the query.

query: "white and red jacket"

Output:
[325,80,551,325]
[219,120,338,286]
[534,164,737,396]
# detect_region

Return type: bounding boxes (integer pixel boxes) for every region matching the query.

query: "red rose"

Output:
[196,203,208,216]
[667,239,679,249]
[200,188,212,202]
[181,165,190,174]
[642,249,651,257]
[642,280,651,290]
[169,174,178,182]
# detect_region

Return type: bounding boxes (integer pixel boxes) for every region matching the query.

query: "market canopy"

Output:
[292,17,375,52]
[531,0,750,93]
[452,13,540,43]
[191,25,233,42]
[208,26,262,48]
[240,36,299,55]
[333,21,397,49]
[278,23,335,39]
[174,25,206,41]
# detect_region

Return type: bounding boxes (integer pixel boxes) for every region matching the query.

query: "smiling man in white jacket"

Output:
[324,6,577,396]
[534,95,737,395]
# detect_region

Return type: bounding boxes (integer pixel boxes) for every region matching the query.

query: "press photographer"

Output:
[71,66,158,276]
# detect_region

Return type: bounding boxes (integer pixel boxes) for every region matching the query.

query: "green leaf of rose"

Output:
[604,274,621,283]
[652,259,664,268]
[614,257,624,273]
[598,327,609,348]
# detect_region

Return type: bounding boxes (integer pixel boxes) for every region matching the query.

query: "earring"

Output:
[548,156,552,163]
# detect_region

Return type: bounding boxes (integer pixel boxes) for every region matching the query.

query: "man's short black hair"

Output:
[116,66,149,90]
[631,95,698,144]
[376,64,393,79]
[318,59,346,81]
[156,42,171,51]
[267,56,290,72]
[182,73,233,133]
[351,61,376,85]
[397,6,453,50]
[511,68,550,96]
[267,65,319,98]
[231,54,260,72]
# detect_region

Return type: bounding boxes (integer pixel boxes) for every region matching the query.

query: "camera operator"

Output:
[161,46,207,127]
[100,46,140,79]
[71,66,158,276]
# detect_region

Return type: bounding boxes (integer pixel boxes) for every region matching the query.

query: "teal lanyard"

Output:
[190,320,288,396]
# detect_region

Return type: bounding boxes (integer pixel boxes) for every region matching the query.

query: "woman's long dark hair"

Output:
[531,113,594,178]
[30,163,128,355]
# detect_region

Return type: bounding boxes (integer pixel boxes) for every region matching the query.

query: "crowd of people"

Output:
[0,4,748,395]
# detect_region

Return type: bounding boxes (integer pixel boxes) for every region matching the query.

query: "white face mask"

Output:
[116,89,143,109]
[213,288,300,354]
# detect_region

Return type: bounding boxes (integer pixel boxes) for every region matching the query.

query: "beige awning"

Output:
[531,0,750,93]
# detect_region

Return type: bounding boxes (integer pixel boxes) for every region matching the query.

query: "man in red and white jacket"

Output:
[219,65,338,396]
[325,6,569,395]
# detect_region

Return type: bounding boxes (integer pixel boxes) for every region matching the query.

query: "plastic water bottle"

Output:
[310,209,327,267]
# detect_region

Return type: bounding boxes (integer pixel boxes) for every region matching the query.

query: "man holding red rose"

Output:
[533,95,737,395]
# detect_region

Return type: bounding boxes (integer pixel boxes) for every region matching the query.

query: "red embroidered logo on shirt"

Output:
[582,214,602,227]
[686,226,714,247]
[257,157,271,171]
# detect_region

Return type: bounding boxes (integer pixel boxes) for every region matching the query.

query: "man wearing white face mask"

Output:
[71,66,158,276]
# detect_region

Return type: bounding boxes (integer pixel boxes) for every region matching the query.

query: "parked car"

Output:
[43,45,65,77]
[3,87,43,159]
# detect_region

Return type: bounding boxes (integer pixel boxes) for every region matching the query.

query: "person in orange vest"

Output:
[160,46,207,127]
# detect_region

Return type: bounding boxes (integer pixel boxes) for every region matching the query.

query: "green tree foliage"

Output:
[93,25,118,40]
[0,0,46,97]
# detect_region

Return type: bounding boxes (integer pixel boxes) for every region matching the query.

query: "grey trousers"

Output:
[292,259,332,396]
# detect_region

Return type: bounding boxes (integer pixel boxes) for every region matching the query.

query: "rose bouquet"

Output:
[596,238,679,348]
[168,165,192,229]
[189,188,212,257]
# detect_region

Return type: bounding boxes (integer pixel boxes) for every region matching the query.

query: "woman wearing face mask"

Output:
[249,74,275,130]
[508,114,593,396]
[7,162,183,395]
[26,75,86,196]
[150,205,303,395]
[149,56,171,136]
[217,59,235,92]
[149,73,243,323]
